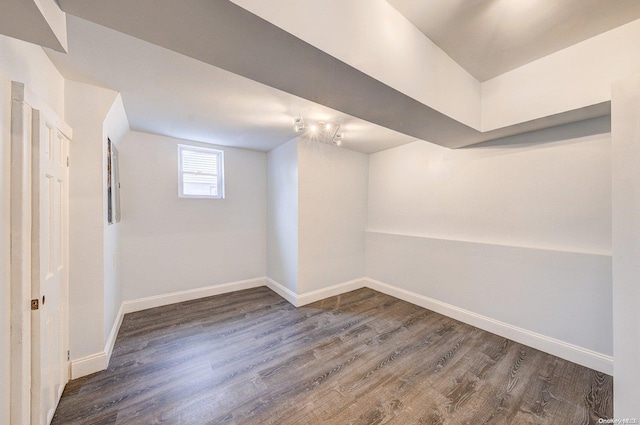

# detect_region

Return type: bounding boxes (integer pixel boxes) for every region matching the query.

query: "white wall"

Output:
[368,129,611,254]
[482,19,640,131]
[0,34,66,425]
[102,94,129,340]
[612,74,640,417]
[0,36,65,115]
[298,140,368,293]
[119,131,267,300]
[65,80,119,361]
[367,126,613,370]
[267,139,299,293]
[367,233,612,357]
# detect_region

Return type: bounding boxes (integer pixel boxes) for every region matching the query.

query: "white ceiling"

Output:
[388,0,640,81]
[37,0,630,153]
[46,16,416,153]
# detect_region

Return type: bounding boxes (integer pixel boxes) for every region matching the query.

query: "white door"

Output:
[31,109,70,425]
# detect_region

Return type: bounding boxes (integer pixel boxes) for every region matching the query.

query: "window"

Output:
[178,144,224,199]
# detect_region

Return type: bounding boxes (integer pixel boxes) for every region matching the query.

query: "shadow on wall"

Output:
[466,115,611,149]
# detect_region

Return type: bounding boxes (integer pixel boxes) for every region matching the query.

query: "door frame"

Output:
[10,81,72,425]
[10,80,34,425]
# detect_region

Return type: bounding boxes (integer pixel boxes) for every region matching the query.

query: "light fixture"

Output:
[330,124,342,145]
[293,114,344,146]
[332,132,343,146]
[293,114,305,132]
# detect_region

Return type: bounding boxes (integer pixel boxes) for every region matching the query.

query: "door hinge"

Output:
[31,299,39,310]
[67,156,69,167]
[67,350,70,361]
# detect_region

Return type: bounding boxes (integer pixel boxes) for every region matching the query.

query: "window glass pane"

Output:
[178,145,224,198]
[182,172,218,196]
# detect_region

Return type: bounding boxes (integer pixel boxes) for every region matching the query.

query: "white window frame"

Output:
[178,144,225,199]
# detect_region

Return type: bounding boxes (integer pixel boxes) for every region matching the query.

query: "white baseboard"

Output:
[297,278,367,306]
[71,304,125,379]
[71,275,613,380]
[265,277,367,307]
[105,302,125,363]
[122,277,267,314]
[71,277,266,379]
[265,278,298,306]
[71,352,107,379]
[364,278,613,375]
[71,304,124,379]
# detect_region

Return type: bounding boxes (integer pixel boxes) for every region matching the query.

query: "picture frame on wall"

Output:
[107,138,121,224]
[112,143,121,223]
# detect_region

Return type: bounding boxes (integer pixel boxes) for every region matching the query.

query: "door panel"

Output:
[31,110,70,425]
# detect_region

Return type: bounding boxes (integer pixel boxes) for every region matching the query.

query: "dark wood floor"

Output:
[53,287,612,424]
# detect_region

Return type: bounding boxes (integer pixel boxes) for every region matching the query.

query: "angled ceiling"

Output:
[43,0,632,153]
[0,0,67,52]
[47,16,415,153]
[388,0,640,81]
[57,0,489,150]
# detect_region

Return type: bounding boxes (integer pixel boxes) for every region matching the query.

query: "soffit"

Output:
[388,0,640,81]
[46,15,416,153]
[0,0,67,52]
[55,0,612,151]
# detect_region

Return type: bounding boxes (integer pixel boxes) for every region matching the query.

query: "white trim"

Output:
[265,278,367,307]
[122,277,266,314]
[365,229,612,258]
[104,303,125,363]
[71,304,125,379]
[71,275,614,380]
[70,278,266,379]
[265,278,298,306]
[10,81,34,425]
[71,352,107,379]
[364,278,614,375]
[177,144,224,199]
[296,279,367,306]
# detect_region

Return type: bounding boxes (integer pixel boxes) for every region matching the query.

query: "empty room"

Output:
[1,0,639,424]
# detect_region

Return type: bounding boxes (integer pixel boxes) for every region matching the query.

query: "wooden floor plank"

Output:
[52,287,613,424]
